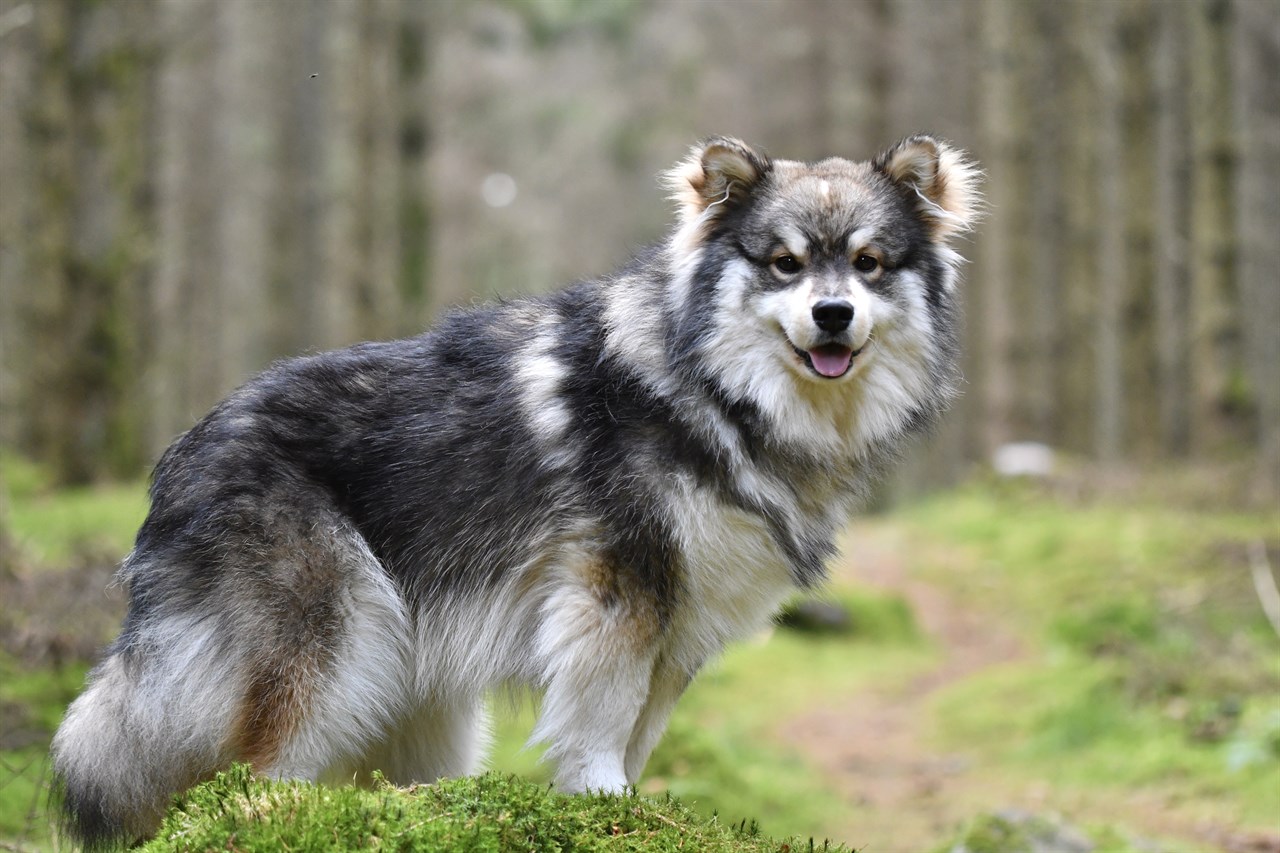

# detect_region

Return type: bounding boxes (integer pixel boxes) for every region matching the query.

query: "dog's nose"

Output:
[812,299,854,333]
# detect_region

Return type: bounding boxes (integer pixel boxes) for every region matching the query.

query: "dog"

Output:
[52,135,979,848]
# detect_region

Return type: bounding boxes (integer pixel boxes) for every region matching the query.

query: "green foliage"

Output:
[141,765,849,853]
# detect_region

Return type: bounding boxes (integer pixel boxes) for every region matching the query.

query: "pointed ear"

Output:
[873,135,981,242]
[665,137,771,234]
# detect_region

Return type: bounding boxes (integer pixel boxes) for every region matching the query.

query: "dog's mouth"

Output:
[792,342,864,379]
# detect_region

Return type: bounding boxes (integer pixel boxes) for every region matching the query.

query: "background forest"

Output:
[0,1,1278,852]
[0,0,1277,491]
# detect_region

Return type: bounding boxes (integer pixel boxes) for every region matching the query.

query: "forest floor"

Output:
[779,499,1280,853]
[780,526,1026,851]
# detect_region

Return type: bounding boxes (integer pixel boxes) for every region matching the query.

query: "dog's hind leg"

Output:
[234,523,414,784]
[353,697,491,786]
[528,567,661,793]
[623,658,692,784]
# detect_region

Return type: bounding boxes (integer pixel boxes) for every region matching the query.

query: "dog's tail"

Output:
[51,633,234,850]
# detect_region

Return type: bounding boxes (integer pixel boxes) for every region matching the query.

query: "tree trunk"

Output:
[1188,0,1240,454]
[1233,0,1280,498]
[1153,0,1194,457]
[1119,0,1159,461]
[151,0,218,456]
[977,0,1017,455]
[1027,0,1067,445]
[1092,1,1127,463]
[1059,1,1101,457]
[0,0,36,450]
[395,0,433,336]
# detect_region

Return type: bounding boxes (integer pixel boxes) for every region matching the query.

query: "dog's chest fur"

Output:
[661,477,800,671]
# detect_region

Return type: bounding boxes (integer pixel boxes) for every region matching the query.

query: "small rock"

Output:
[992,442,1055,478]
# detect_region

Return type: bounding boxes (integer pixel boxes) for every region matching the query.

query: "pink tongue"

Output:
[809,346,853,377]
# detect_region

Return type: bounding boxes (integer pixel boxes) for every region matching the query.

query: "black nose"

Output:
[812,299,854,333]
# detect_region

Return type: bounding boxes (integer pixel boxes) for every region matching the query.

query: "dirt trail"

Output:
[777,529,1023,851]
[778,527,1280,853]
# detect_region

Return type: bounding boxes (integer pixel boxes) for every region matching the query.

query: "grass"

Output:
[890,479,1280,834]
[0,655,88,846]
[141,764,851,853]
[1,453,148,566]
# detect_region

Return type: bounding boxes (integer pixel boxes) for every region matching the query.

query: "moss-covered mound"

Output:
[141,765,849,852]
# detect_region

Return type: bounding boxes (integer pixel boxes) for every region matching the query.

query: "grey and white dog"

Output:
[52,136,979,848]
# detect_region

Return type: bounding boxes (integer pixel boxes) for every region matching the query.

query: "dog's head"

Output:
[667,135,979,384]
[660,136,981,452]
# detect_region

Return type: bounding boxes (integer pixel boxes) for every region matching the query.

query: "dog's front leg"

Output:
[529,582,660,793]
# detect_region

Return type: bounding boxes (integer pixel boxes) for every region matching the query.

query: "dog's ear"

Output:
[873,135,981,242]
[665,137,771,236]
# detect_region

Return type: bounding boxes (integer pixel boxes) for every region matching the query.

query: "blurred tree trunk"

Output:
[1119,0,1158,461]
[270,0,329,355]
[213,0,275,395]
[395,0,433,335]
[23,0,77,478]
[1027,0,1067,445]
[878,0,980,497]
[346,0,401,342]
[152,0,217,456]
[976,0,1017,455]
[1060,1,1101,457]
[1093,1,1127,462]
[816,0,885,158]
[1153,1,1194,458]
[0,0,36,448]
[1090,4,1121,458]
[1233,0,1280,498]
[1188,0,1240,454]
[23,0,155,483]
[323,0,362,347]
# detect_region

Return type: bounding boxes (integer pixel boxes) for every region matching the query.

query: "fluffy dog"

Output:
[52,135,979,847]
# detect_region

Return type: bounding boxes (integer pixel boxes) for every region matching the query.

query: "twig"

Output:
[1247,539,1280,640]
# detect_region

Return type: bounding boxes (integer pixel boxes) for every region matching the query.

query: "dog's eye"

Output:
[774,255,802,274]
[853,254,879,273]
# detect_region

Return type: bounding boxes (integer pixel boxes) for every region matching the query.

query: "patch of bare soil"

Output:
[778,527,1280,853]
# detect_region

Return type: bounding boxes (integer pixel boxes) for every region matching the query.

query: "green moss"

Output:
[141,766,851,853]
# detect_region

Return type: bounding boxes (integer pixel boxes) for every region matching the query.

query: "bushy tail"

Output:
[51,650,223,850]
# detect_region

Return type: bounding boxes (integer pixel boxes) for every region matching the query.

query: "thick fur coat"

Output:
[52,135,979,848]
